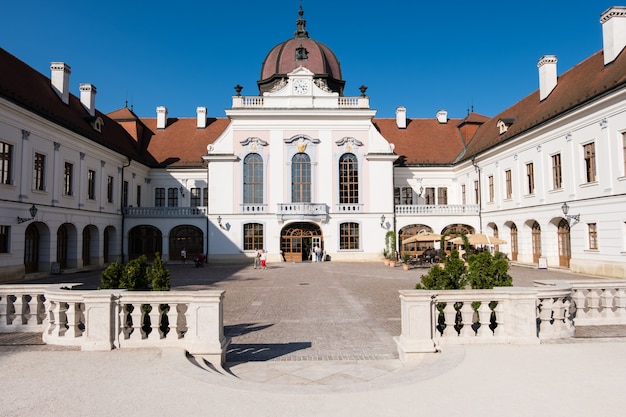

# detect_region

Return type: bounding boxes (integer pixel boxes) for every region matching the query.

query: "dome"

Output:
[258,6,345,95]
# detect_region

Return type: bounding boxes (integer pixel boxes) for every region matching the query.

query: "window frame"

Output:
[526,162,535,195]
[155,187,165,207]
[243,223,264,251]
[243,153,264,204]
[588,223,598,250]
[339,153,359,204]
[488,175,494,202]
[190,187,201,207]
[87,169,96,200]
[167,187,178,207]
[0,225,9,253]
[33,152,46,191]
[0,141,13,185]
[291,153,311,203]
[583,142,596,183]
[107,175,114,203]
[339,222,360,250]
[552,153,562,190]
[63,161,73,196]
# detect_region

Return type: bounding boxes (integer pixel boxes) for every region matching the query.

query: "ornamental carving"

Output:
[240,137,269,152]
[335,137,363,152]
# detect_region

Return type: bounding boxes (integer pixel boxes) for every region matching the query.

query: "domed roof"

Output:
[258,6,345,95]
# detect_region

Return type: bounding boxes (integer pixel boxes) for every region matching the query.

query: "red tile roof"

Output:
[0,48,156,166]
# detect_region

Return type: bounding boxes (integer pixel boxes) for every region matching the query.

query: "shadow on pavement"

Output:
[226,342,313,363]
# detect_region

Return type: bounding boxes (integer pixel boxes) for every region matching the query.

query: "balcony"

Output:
[395,204,480,215]
[277,203,329,222]
[123,207,207,218]
[335,203,363,213]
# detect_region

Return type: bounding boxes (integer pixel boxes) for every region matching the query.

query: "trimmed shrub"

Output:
[148,252,170,291]
[99,262,122,289]
[417,250,468,290]
[120,255,149,290]
[467,251,512,289]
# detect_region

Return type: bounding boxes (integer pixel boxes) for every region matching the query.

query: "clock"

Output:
[293,79,309,94]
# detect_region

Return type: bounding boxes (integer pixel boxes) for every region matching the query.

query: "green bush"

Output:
[416,250,468,290]
[384,231,396,260]
[148,252,170,291]
[120,255,149,290]
[99,262,122,289]
[467,251,512,289]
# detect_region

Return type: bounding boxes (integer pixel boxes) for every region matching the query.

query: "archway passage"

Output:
[170,225,203,262]
[280,222,322,262]
[128,225,163,261]
[24,223,40,273]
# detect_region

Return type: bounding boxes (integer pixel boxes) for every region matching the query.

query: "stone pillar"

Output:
[394,290,439,362]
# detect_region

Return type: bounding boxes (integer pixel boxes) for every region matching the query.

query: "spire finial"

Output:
[294,3,308,39]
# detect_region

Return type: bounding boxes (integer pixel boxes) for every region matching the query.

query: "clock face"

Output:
[293,79,309,94]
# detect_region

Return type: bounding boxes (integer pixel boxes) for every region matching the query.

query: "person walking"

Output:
[180,248,187,264]
[260,249,267,270]
[254,248,261,269]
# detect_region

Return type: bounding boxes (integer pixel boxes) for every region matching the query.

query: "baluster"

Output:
[477,302,492,337]
[119,304,128,340]
[571,289,588,322]
[443,303,457,337]
[46,300,58,335]
[165,304,176,340]
[551,297,566,336]
[13,295,23,326]
[0,294,7,327]
[129,303,143,340]
[65,302,77,338]
[600,288,615,319]
[614,289,626,321]
[459,302,475,338]
[57,302,69,337]
[177,303,188,339]
[148,303,161,340]
[563,297,574,330]
[538,297,554,338]
[493,302,504,337]
[36,294,47,325]
[587,289,601,319]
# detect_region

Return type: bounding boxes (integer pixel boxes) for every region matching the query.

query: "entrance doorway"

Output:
[557,219,571,268]
[280,222,322,262]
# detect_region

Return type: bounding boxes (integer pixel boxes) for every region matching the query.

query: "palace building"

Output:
[1,6,626,281]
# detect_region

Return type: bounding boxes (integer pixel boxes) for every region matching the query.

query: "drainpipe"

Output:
[471,157,483,234]
[120,157,131,263]
[205,158,209,264]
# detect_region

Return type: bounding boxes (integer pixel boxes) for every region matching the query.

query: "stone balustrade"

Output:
[123,207,207,218]
[0,285,229,365]
[395,204,480,215]
[395,279,626,362]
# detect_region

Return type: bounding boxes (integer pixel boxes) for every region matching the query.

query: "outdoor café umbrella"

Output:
[402,232,444,245]
[449,234,507,245]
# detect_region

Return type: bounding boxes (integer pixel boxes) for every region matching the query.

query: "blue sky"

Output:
[1,0,617,119]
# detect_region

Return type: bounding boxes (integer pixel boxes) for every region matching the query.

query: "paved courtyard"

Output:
[2,261,626,416]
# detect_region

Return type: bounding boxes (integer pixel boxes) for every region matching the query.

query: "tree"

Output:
[99,262,122,289]
[467,251,512,289]
[148,252,170,291]
[119,255,149,290]
[416,250,468,290]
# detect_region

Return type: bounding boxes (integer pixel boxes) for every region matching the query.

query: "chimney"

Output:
[156,106,168,129]
[50,62,71,105]
[436,110,448,124]
[601,6,626,65]
[538,55,558,101]
[196,106,207,129]
[79,84,97,116]
[396,106,407,129]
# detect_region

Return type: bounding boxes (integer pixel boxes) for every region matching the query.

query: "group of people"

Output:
[254,248,267,269]
[310,245,324,262]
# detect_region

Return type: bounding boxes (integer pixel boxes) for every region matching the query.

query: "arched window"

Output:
[339,153,358,204]
[243,153,263,204]
[291,153,311,203]
[532,221,542,263]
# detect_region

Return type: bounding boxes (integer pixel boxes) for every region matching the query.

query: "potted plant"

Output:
[401,252,411,270]
[385,231,397,267]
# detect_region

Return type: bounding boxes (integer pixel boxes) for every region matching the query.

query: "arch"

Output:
[169,225,204,262]
[557,218,571,268]
[291,153,311,203]
[128,225,163,261]
[339,153,358,204]
[487,223,501,253]
[243,153,263,204]
[103,226,117,264]
[57,223,78,269]
[24,223,40,273]
[82,225,99,266]
[280,222,322,262]
[508,222,518,261]
[441,224,475,252]
[530,221,542,263]
[399,224,434,255]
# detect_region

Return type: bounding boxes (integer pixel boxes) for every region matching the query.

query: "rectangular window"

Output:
[0,141,13,185]
[87,169,96,200]
[34,152,45,191]
[243,223,264,251]
[461,184,466,205]
[0,225,9,253]
[588,223,598,250]
[526,163,535,195]
[155,187,165,207]
[136,185,141,207]
[203,187,208,207]
[505,170,512,199]
[63,162,73,196]
[474,180,479,204]
[394,187,412,205]
[107,176,114,203]
[339,222,360,250]
[167,187,178,207]
[122,181,129,207]
[584,142,596,182]
[552,154,562,189]
[190,188,201,206]
[488,175,494,202]
[437,187,448,205]
[424,187,435,205]
[623,133,626,176]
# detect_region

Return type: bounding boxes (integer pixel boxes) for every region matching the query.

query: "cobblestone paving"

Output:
[5,261,606,362]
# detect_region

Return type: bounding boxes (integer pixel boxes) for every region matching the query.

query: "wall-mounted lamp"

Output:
[561,202,580,225]
[418,186,424,197]
[380,214,386,228]
[17,204,38,224]
[217,215,226,230]
[179,186,185,198]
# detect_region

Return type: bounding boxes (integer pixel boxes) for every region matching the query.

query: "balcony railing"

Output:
[277,203,328,221]
[123,207,207,218]
[395,204,480,215]
[241,204,266,213]
[335,203,363,213]
[232,95,370,109]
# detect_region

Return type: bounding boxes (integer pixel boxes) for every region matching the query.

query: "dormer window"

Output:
[92,116,104,133]
[295,44,308,60]
[497,118,516,135]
